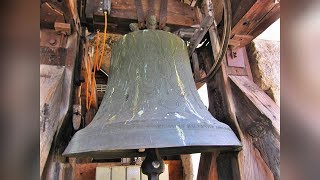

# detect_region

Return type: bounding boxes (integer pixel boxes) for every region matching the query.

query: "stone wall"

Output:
[247,39,280,106]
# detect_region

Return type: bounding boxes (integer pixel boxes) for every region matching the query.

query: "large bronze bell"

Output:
[63,30,240,161]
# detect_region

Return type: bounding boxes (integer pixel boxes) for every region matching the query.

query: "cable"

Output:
[93,30,100,75]
[195,0,231,83]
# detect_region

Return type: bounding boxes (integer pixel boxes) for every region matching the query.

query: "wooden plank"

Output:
[188,15,214,56]
[159,0,168,29]
[166,160,183,180]
[75,163,122,179]
[231,0,257,28]
[40,2,65,25]
[40,65,65,177]
[205,60,273,180]
[135,0,145,28]
[249,3,280,38]
[192,52,201,81]
[197,2,242,178]
[54,22,71,34]
[127,166,141,180]
[147,0,155,16]
[40,33,79,177]
[112,166,126,180]
[216,152,241,180]
[197,1,275,178]
[197,152,218,180]
[229,75,280,180]
[231,0,280,47]
[96,167,111,180]
[190,0,197,7]
[93,0,199,32]
[212,0,223,25]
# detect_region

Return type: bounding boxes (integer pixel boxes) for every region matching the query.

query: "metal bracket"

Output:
[226,47,245,68]
[103,0,111,14]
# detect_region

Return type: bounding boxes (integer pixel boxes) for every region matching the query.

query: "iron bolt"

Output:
[99,7,103,11]
[152,161,160,168]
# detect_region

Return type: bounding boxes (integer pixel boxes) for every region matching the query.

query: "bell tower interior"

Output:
[40,0,280,179]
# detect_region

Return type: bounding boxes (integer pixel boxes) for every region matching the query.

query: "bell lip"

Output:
[63,145,242,159]
[63,122,242,158]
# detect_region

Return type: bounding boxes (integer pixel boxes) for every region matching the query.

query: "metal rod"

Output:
[148,174,159,180]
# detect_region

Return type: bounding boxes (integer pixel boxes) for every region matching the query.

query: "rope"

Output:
[85,56,92,110]
[93,31,100,75]
[86,11,108,109]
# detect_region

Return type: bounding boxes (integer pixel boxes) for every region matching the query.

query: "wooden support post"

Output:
[159,0,168,29]
[40,32,79,178]
[230,0,280,47]
[188,15,214,57]
[135,0,145,28]
[197,0,279,179]
[147,0,155,17]
[40,65,65,177]
[190,0,198,7]
[197,152,219,180]
[229,75,280,180]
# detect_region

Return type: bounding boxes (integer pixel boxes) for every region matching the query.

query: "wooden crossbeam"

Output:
[159,0,168,29]
[229,75,280,180]
[135,0,145,28]
[188,15,214,57]
[91,0,199,33]
[230,0,280,47]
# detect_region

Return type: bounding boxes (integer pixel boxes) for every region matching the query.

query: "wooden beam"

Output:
[190,0,198,7]
[40,32,79,177]
[216,152,241,180]
[229,75,280,180]
[196,1,277,178]
[147,0,155,16]
[91,0,199,33]
[231,0,280,47]
[40,65,65,177]
[197,152,219,180]
[135,0,145,28]
[188,15,214,56]
[54,22,71,35]
[159,0,168,29]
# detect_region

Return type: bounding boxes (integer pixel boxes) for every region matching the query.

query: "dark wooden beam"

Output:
[135,0,145,28]
[188,15,214,56]
[190,0,198,7]
[40,64,65,177]
[230,0,280,47]
[40,31,79,177]
[197,152,219,180]
[90,0,199,33]
[159,0,168,29]
[197,1,277,178]
[229,75,280,180]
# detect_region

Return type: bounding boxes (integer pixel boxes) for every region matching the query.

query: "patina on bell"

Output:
[63,30,241,159]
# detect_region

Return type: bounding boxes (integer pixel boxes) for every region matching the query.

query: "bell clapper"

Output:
[141,149,165,180]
